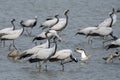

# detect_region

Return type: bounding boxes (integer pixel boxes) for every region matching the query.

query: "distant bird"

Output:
[40,15,59,30]
[50,10,69,31]
[28,37,58,71]
[49,49,78,71]
[20,16,37,35]
[74,48,91,63]
[102,51,120,63]
[105,38,120,50]
[33,29,61,42]
[0,19,16,34]
[97,8,118,28]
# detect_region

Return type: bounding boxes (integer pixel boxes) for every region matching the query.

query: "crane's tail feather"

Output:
[18,54,33,59]
[29,58,42,63]
[105,44,119,50]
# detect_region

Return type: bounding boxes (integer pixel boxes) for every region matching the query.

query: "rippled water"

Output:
[0,0,120,80]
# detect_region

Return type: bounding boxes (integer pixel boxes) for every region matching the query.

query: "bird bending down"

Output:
[74,48,91,63]
[20,16,37,36]
[28,37,58,71]
[76,27,97,36]
[49,49,78,71]
[40,15,59,30]
[102,51,120,63]
[32,29,61,42]
[50,10,69,31]
[87,27,116,44]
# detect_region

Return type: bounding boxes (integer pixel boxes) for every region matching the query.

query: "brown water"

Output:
[0,0,120,80]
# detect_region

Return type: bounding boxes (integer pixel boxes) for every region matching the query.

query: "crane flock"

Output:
[1,8,120,72]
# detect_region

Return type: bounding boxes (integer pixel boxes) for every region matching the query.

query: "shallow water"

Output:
[0,0,120,80]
